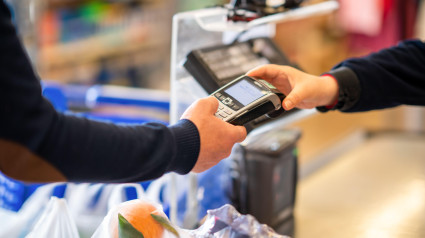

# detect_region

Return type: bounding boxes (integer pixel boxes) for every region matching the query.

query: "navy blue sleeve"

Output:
[322,40,425,112]
[0,1,199,183]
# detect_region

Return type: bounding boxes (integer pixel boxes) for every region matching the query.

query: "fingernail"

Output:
[284,100,294,110]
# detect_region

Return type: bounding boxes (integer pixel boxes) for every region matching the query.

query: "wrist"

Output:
[319,74,339,108]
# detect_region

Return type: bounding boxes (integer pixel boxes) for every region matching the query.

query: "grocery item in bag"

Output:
[92,198,181,238]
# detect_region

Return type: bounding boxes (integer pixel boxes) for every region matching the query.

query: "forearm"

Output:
[323,40,425,112]
[1,103,199,183]
[38,113,199,182]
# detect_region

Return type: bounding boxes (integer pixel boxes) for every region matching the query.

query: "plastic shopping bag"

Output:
[92,198,289,238]
[190,204,290,238]
[91,198,184,238]
[64,183,146,238]
[107,183,145,209]
[65,183,115,238]
[26,197,79,238]
[0,183,63,238]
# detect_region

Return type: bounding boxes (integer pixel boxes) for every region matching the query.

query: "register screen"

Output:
[225,79,264,106]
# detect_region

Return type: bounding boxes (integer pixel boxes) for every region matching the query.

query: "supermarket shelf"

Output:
[39,31,165,69]
[46,0,157,8]
[32,0,173,86]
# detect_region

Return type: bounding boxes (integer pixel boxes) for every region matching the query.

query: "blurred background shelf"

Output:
[45,0,157,8]
[8,0,228,89]
[10,0,175,88]
[39,31,163,68]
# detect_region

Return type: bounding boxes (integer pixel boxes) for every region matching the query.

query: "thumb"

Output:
[282,91,302,110]
[195,96,219,115]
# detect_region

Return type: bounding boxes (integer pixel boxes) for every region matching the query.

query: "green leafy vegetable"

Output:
[151,213,180,237]
[118,213,144,238]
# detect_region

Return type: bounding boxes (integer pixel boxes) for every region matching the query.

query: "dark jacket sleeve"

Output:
[320,40,425,112]
[0,2,199,183]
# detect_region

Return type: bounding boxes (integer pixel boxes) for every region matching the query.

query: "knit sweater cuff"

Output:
[167,119,200,174]
[316,66,361,112]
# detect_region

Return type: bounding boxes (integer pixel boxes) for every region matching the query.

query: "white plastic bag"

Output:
[65,183,115,238]
[26,197,79,238]
[64,183,146,238]
[91,182,187,238]
[107,183,145,209]
[91,198,185,238]
[91,200,289,238]
[0,183,63,238]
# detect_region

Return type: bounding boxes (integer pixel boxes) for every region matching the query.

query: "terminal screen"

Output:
[225,79,264,106]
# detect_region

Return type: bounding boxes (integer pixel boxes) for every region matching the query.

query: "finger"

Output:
[246,64,288,82]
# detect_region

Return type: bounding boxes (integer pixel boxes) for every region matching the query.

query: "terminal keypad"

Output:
[214,93,237,121]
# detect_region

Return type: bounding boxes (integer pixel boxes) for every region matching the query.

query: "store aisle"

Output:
[294,132,425,238]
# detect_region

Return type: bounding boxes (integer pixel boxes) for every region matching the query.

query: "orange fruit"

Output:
[111,199,165,238]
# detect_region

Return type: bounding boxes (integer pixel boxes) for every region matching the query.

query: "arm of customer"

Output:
[0,1,246,183]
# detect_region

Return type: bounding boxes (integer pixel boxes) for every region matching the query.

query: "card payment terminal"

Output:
[184,37,292,94]
[212,75,285,126]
